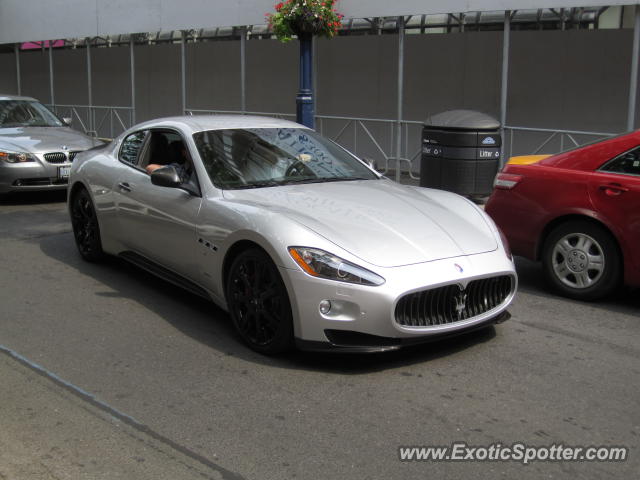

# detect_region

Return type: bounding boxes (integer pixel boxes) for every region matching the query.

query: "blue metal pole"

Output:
[296,33,314,129]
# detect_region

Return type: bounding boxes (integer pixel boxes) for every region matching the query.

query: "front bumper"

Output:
[280,248,517,350]
[0,159,71,194]
[296,310,510,352]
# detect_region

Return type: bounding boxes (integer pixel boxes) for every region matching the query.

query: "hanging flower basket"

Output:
[267,0,344,43]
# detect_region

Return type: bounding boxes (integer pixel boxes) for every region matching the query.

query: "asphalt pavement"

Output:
[0,191,638,479]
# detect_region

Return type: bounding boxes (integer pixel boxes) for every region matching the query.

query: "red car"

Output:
[486,131,640,300]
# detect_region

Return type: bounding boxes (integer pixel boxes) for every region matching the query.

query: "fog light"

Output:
[319,300,332,315]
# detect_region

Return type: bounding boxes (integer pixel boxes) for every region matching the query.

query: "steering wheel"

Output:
[285,160,314,178]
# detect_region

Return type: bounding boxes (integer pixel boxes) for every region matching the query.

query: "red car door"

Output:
[588,146,640,280]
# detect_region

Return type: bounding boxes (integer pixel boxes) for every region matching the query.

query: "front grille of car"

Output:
[44,152,68,163]
[44,151,81,163]
[395,275,514,327]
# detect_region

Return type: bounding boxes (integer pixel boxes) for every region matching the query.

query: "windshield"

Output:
[0,100,63,128]
[193,128,378,189]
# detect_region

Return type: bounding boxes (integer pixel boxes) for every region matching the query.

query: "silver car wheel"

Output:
[551,232,605,289]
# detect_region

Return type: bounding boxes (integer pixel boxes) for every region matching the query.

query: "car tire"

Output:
[70,187,105,262]
[226,248,294,354]
[542,220,621,301]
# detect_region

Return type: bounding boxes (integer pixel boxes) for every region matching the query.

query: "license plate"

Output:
[58,166,71,179]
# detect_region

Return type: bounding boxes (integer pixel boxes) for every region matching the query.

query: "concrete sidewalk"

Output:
[0,350,236,480]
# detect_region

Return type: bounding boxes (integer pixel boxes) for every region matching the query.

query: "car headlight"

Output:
[0,150,37,163]
[288,247,385,286]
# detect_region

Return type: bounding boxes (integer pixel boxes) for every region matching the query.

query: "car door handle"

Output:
[118,182,132,192]
[599,183,628,196]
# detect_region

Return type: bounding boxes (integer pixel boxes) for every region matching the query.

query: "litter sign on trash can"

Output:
[420,109,501,197]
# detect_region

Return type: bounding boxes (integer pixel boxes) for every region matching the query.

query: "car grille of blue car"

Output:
[44,151,80,163]
[395,275,513,327]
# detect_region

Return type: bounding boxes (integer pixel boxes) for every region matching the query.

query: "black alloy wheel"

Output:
[70,188,104,262]
[226,248,294,354]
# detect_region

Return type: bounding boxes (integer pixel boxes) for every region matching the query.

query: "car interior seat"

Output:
[167,140,186,165]
[148,133,170,165]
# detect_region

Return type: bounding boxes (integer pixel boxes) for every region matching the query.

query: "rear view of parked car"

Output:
[486,131,640,300]
[0,94,102,195]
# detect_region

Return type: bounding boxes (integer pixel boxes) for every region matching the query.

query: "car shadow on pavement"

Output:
[38,232,500,374]
[0,190,67,206]
[514,256,640,316]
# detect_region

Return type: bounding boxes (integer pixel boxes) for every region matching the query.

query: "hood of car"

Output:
[0,127,99,153]
[222,179,497,267]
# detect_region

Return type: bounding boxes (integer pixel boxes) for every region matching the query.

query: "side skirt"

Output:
[118,251,211,300]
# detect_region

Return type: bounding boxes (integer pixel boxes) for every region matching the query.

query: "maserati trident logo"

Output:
[454,263,464,273]
[453,290,468,318]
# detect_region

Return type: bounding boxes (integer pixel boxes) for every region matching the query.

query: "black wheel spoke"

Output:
[253,261,264,289]
[233,291,250,304]
[227,249,293,353]
[260,310,280,330]
[238,268,252,291]
[260,286,278,302]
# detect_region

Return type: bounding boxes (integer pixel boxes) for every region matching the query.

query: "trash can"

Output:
[420,109,501,197]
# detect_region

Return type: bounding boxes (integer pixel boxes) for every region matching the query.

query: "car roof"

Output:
[0,94,39,102]
[130,115,307,134]
[538,129,640,171]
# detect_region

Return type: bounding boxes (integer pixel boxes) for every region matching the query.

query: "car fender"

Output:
[69,154,124,255]
[535,206,625,261]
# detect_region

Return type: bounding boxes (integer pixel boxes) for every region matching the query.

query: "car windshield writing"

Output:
[193,128,377,189]
[0,100,63,128]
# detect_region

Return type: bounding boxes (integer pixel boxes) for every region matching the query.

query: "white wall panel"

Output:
[0,0,97,44]
[1,0,637,44]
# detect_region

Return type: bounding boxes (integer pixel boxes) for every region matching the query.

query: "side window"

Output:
[600,146,640,176]
[119,131,147,166]
[142,129,200,194]
[142,131,186,167]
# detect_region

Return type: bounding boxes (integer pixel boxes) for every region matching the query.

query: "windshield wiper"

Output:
[229,177,374,189]
[281,177,373,185]
[233,180,284,189]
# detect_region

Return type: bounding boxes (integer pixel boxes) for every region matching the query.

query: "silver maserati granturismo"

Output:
[68,115,517,354]
[0,95,102,194]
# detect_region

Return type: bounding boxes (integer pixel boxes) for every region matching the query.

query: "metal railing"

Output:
[502,125,619,160]
[187,109,625,179]
[60,106,621,179]
[315,115,423,179]
[48,104,134,139]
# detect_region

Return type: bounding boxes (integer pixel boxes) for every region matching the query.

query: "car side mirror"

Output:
[62,117,72,126]
[150,166,181,188]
